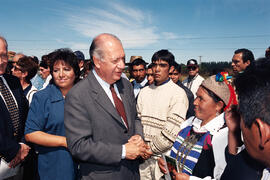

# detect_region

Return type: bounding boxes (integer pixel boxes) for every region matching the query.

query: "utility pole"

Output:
[198,56,202,69]
[199,56,202,65]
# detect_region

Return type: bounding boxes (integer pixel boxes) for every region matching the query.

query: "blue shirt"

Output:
[25,84,75,180]
[31,74,44,90]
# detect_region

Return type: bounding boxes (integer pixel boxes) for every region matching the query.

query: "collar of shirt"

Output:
[133,77,148,97]
[0,75,19,107]
[92,69,122,106]
[41,74,52,89]
[188,73,199,82]
[154,78,170,86]
[192,113,225,135]
[262,168,270,180]
[133,77,148,89]
[49,84,65,102]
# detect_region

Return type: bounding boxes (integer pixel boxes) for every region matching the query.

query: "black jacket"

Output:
[176,80,195,119]
[0,74,28,162]
[221,147,265,180]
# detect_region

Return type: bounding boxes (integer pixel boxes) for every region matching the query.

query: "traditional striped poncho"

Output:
[170,125,212,175]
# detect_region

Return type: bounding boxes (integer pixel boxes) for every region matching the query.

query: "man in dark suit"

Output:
[64,33,151,180]
[0,36,30,179]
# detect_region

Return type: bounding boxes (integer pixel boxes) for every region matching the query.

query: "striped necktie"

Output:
[0,77,20,138]
[110,84,128,129]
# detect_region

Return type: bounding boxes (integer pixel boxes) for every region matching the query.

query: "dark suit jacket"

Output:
[0,74,28,162]
[64,71,143,180]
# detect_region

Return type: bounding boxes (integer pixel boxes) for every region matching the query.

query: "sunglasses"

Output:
[13,66,23,72]
[187,66,197,71]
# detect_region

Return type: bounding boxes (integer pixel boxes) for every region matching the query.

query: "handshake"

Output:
[125,135,153,160]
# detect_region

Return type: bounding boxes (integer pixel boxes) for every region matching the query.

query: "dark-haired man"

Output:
[183,59,204,98]
[137,49,188,179]
[146,63,154,85]
[231,48,254,75]
[74,50,86,79]
[221,58,270,179]
[40,54,51,89]
[169,62,195,119]
[130,58,148,98]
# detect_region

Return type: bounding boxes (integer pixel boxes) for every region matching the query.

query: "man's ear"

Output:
[92,56,100,69]
[256,118,270,149]
[245,60,251,66]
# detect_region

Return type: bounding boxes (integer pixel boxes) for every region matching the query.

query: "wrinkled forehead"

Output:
[102,42,125,60]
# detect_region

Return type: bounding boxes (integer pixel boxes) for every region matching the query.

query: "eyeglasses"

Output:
[0,54,8,60]
[232,60,240,65]
[187,66,197,71]
[152,63,168,68]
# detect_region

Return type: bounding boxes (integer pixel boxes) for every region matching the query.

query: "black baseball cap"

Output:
[187,59,198,66]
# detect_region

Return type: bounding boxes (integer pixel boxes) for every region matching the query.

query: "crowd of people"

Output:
[0,33,270,180]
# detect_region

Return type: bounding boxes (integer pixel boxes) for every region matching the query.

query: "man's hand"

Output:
[225,105,243,154]
[225,105,241,133]
[128,135,144,146]
[140,144,152,160]
[126,135,153,160]
[20,143,30,160]
[125,141,145,160]
[9,144,30,168]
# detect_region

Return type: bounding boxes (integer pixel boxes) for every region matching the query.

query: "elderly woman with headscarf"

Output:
[158,73,237,180]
